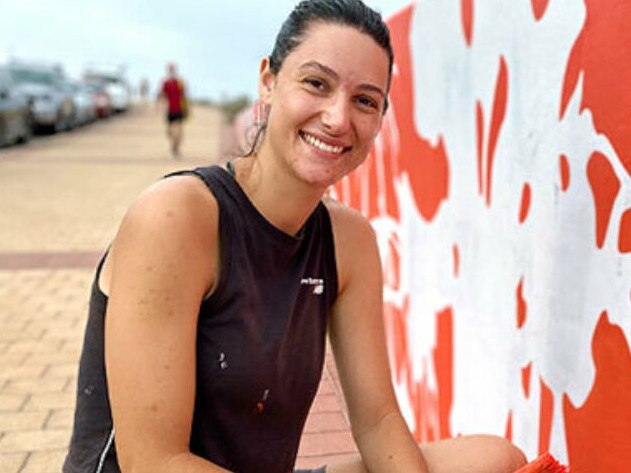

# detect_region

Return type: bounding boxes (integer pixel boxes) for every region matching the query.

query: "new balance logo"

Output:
[301,277,324,295]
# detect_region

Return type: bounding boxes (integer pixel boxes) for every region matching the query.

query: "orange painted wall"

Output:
[333,1,631,470]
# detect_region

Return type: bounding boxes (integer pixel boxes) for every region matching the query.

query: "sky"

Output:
[0,0,411,101]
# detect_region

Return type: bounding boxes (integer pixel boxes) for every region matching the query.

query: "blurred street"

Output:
[0,105,356,472]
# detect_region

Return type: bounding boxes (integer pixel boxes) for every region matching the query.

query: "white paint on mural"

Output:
[369,0,631,462]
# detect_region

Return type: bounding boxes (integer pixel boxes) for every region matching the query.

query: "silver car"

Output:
[0,67,31,147]
[68,81,96,127]
[8,61,75,133]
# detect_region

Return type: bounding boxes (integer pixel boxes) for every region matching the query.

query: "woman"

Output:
[63,1,527,472]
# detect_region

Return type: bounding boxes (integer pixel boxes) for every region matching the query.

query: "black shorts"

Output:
[167,111,184,123]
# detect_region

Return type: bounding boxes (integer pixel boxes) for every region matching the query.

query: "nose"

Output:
[321,93,351,134]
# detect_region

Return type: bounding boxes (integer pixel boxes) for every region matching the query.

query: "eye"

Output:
[303,77,328,92]
[355,95,380,111]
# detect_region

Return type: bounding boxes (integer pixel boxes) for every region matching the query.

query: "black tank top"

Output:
[63,165,339,473]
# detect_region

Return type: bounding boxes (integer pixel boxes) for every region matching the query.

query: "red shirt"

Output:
[161,78,184,114]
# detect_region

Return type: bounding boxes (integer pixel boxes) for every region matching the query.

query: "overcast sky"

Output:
[0,0,411,101]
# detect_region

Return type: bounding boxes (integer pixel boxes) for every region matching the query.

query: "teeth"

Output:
[302,132,345,154]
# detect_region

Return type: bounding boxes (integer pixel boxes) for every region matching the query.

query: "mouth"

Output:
[299,131,352,155]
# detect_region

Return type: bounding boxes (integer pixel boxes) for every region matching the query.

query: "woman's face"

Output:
[258,22,390,189]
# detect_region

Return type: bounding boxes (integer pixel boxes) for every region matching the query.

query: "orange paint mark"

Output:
[560,0,631,178]
[410,382,421,442]
[378,118,402,219]
[433,307,453,440]
[516,278,527,329]
[476,101,485,196]
[392,306,454,443]
[559,154,570,191]
[563,312,631,472]
[384,298,410,385]
[530,0,551,21]
[461,0,474,46]
[521,362,532,398]
[519,183,531,223]
[486,56,509,206]
[358,153,376,217]
[538,377,554,455]
[386,6,450,221]
[384,235,402,290]
[505,410,513,441]
[452,244,460,278]
[586,152,620,248]
[618,208,631,253]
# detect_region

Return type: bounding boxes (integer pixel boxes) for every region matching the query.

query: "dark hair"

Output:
[270,0,393,91]
[244,0,394,157]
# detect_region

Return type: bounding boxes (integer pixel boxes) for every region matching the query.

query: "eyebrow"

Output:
[299,61,386,98]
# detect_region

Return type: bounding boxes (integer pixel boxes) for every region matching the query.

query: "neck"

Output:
[234,153,326,237]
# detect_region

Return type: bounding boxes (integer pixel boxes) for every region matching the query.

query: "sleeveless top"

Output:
[63,165,339,473]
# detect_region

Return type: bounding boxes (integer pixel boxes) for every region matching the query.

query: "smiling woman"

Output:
[256,21,390,192]
[62,1,526,473]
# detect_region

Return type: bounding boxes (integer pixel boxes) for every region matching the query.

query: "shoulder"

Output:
[111,174,219,290]
[323,197,375,240]
[122,174,217,237]
[323,198,380,293]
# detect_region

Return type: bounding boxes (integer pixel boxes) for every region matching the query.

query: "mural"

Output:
[332,0,631,471]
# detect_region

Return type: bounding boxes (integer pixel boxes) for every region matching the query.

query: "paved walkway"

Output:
[0,105,357,472]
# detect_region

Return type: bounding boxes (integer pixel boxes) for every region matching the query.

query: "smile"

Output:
[299,131,350,155]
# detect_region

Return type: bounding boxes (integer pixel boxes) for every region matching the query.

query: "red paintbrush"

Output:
[513,453,569,473]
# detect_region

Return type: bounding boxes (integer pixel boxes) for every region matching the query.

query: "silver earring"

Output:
[256,102,269,129]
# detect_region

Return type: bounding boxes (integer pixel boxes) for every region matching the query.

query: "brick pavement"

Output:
[0,105,357,472]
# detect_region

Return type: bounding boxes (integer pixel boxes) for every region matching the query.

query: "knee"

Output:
[475,435,527,472]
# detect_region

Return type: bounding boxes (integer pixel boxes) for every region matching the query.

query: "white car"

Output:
[104,80,130,113]
[83,66,130,113]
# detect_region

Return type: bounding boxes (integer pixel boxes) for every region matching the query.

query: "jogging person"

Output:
[159,62,187,157]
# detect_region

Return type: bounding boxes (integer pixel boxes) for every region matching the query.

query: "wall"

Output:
[333,0,631,471]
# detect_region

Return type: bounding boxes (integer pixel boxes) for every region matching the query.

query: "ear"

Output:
[258,57,276,106]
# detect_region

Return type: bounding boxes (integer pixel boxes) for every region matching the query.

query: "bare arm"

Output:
[327,201,429,473]
[104,176,233,473]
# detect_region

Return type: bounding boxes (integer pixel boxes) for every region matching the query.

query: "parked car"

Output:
[0,66,31,147]
[68,81,96,127]
[84,66,130,113]
[7,61,75,133]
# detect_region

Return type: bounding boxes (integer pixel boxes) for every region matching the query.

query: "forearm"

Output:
[355,411,429,473]
[121,451,233,473]
[162,452,234,473]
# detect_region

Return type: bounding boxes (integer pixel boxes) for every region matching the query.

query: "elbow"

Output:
[352,406,401,444]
